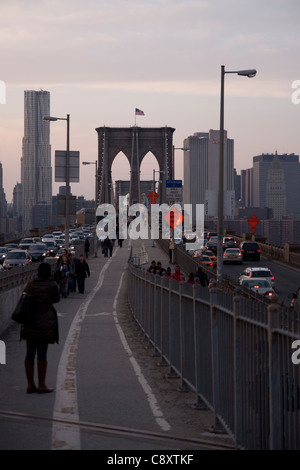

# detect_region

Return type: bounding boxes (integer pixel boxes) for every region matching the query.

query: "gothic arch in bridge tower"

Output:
[95,126,175,206]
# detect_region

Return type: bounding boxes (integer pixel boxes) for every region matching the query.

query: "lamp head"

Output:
[43,116,58,121]
[237,69,257,78]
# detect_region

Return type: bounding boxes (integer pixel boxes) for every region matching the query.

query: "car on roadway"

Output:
[199,249,217,267]
[239,267,275,289]
[223,236,238,250]
[5,243,19,252]
[0,247,8,265]
[69,239,84,251]
[52,231,63,239]
[44,240,58,257]
[207,232,217,240]
[19,238,35,250]
[239,241,261,261]
[240,278,275,297]
[3,249,32,269]
[223,248,243,265]
[206,241,218,254]
[183,232,197,242]
[196,254,214,269]
[28,243,49,262]
[42,234,55,242]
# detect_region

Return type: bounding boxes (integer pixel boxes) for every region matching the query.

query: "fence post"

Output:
[179,281,190,392]
[268,294,282,449]
[209,281,223,432]
[233,288,243,448]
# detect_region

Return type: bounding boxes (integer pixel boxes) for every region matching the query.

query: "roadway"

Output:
[0,239,234,451]
[222,255,300,307]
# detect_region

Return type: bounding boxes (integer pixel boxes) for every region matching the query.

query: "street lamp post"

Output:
[172,146,190,180]
[217,66,257,283]
[43,114,70,251]
[82,160,98,257]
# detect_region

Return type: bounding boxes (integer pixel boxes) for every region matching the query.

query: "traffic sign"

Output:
[166,180,182,203]
[248,215,260,233]
[148,191,159,204]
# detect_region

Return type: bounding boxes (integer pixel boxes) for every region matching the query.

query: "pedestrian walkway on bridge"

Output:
[0,239,234,450]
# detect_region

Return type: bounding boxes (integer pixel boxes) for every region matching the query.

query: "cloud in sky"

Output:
[0,0,300,200]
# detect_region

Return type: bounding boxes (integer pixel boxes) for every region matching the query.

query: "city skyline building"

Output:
[266,156,286,220]
[21,90,52,233]
[0,162,7,218]
[183,129,234,222]
[252,152,300,219]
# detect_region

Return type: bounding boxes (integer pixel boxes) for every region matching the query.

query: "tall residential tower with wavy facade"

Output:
[21,90,52,233]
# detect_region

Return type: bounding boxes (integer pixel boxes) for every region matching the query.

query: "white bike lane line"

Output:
[51,254,114,450]
[52,244,170,449]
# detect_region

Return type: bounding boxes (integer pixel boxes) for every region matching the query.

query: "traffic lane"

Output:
[222,257,300,306]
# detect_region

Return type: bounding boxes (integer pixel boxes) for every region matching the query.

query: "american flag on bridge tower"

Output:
[135,108,145,116]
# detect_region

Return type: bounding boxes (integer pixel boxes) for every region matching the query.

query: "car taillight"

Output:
[238,253,241,257]
[257,249,261,253]
[241,249,244,252]
[271,276,274,280]
[224,253,227,257]
[266,292,274,297]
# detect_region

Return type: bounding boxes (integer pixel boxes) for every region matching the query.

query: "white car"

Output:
[240,278,275,297]
[239,267,275,290]
[42,234,55,242]
[3,249,31,269]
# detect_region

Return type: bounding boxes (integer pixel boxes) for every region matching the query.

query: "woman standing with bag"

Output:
[22,262,60,394]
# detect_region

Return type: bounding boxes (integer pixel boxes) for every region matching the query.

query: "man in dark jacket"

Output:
[84,238,90,258]
[195,266,209,287]
[22,262,60,394]
[75,254,90,293]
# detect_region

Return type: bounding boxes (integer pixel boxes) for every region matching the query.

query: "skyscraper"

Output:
[252,153,300,218]
[0,162,7,218]
[21,90,52,232]
[183,129,234,222]
[266,156,286,220]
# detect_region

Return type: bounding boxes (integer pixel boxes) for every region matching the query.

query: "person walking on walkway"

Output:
[22,262,60,394]
[195,266,209,287]
[56,254,70,298]
[75,254,90,293]
[103,236,111,257]
[187,272,196,284]
[84,238,90,258]
[109,238,115,257]
[147,260,157,274]
[173,264,185,282]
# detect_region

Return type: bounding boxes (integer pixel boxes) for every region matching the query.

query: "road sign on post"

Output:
[55,150,80,182]
[248,214,260,233]
[148,191,159,204]
[166,180,182,204]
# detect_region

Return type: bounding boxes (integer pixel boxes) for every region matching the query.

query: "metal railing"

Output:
[0,240,88,292]
[127,260,300,450]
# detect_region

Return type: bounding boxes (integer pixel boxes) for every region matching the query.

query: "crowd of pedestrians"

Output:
[55,248,90,297]
[147,260,210,286]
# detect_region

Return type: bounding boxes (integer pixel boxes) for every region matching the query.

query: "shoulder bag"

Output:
[11,291,36,325]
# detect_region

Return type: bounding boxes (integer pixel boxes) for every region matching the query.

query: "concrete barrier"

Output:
[0,283,26,335]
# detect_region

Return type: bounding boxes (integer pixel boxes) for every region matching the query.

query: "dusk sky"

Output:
[0,0,299,202]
